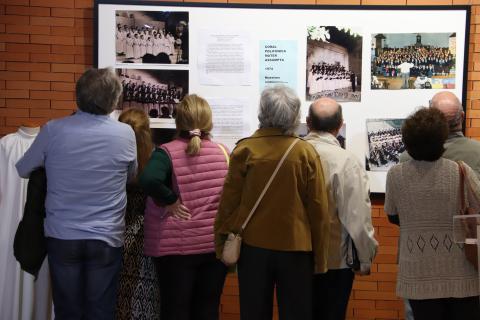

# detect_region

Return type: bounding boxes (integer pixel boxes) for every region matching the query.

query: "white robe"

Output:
[0,127,54,320]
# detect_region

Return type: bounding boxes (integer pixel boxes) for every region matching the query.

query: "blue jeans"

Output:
[47,238,123,320]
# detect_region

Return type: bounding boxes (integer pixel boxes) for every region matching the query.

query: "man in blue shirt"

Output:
[16,68,137,320]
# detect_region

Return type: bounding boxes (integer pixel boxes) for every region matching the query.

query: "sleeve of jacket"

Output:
[307,151,330,274]
[214,146,247,259]
[335,162,378,269]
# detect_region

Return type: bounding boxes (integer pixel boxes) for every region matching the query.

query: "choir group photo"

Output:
[115,11,189,64]
[366,119,406,171]
[306,26,362,102]
[117,69,188,119]
[371,33,456,90]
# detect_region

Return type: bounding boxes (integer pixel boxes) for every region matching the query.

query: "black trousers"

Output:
[312,268,355,320]
[409,296,480,320]
[237,244,314,320]
[153,253,227,320]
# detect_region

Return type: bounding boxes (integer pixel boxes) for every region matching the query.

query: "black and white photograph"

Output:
[371,33,456,90]
[366,119,405,171]
[115,11,189,64]
[117,69,188,119]
[306,26,362,102]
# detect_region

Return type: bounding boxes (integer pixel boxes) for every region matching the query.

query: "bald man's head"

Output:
[307,97,343,134]
[430,91,463,132]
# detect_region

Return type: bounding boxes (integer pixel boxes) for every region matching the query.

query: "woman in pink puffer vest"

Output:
[139,94,229,320]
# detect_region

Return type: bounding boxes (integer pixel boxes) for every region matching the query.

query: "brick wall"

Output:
[0,0,478,319]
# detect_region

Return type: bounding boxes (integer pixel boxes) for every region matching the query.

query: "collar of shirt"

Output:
[304,131,340,147]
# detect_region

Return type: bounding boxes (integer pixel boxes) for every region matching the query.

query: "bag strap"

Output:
[458,161,467,214]
[217,143,229,166]
[240,138,300,233]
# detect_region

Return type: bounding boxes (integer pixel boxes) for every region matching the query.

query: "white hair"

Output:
[258,85,300,135]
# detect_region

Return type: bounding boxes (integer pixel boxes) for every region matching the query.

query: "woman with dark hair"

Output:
[385,107,480,320]
[116,109,160,319]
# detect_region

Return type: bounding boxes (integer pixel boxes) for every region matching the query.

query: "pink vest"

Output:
[144,138,228,257]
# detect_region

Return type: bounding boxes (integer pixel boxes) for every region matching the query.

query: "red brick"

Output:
[51,82,75,91]
[51,26,75,36]
[354,308,398,318]
[0,80,4,90]
[5,98,27,108]
[74,8,92,19]
[6,25,50,35]
[30,72,74,82]
[0,14,29,25]
[51,8,75,18]
[352,281,377,291]
[30,108,73,118]
[7,43,50,53]
[74,25,91,37]
[31,16,74,27]
[30,0,74,8]
[0,71,29,80]
[31,90,74,100]
[6,117,46,127]
[6,5,50,16]
[375,300,404,310]
[31,53,74,64]
[378,281,396,292]
[31,35,75,46]
[27,99,50,108]
[7,62,50,72]
[0,108,28,117]
[354,290,398,301]
[0,126,18,135]
[0,24,4,33]
[74,54,92,64]
[0,0,29,5]
[51,63,87,73]
[7,80,50,91]
[75,36,92,46]
[74,0,93,8]
[0,62,5,70]
[0,89,28,99]
[51,100,76,109]
[0,52,29,62]
[0,34,29,43]
[51,45,76,55]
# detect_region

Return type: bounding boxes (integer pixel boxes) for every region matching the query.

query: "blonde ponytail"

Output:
[175,94,213,157]
[186,135,202,156]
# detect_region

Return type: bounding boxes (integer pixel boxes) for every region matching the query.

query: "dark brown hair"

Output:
[402,107,448,161]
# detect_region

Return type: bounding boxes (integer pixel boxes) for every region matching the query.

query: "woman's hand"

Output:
[165,199,191,220]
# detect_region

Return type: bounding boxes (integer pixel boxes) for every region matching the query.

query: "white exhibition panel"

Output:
[97,2,469,193]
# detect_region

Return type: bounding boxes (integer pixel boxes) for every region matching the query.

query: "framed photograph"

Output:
[115,10,189,65]
[117,68,188,122]
[371,33,456,90]
[366,119,405,172]
[306,26,362,102]
[96,1,470,192]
